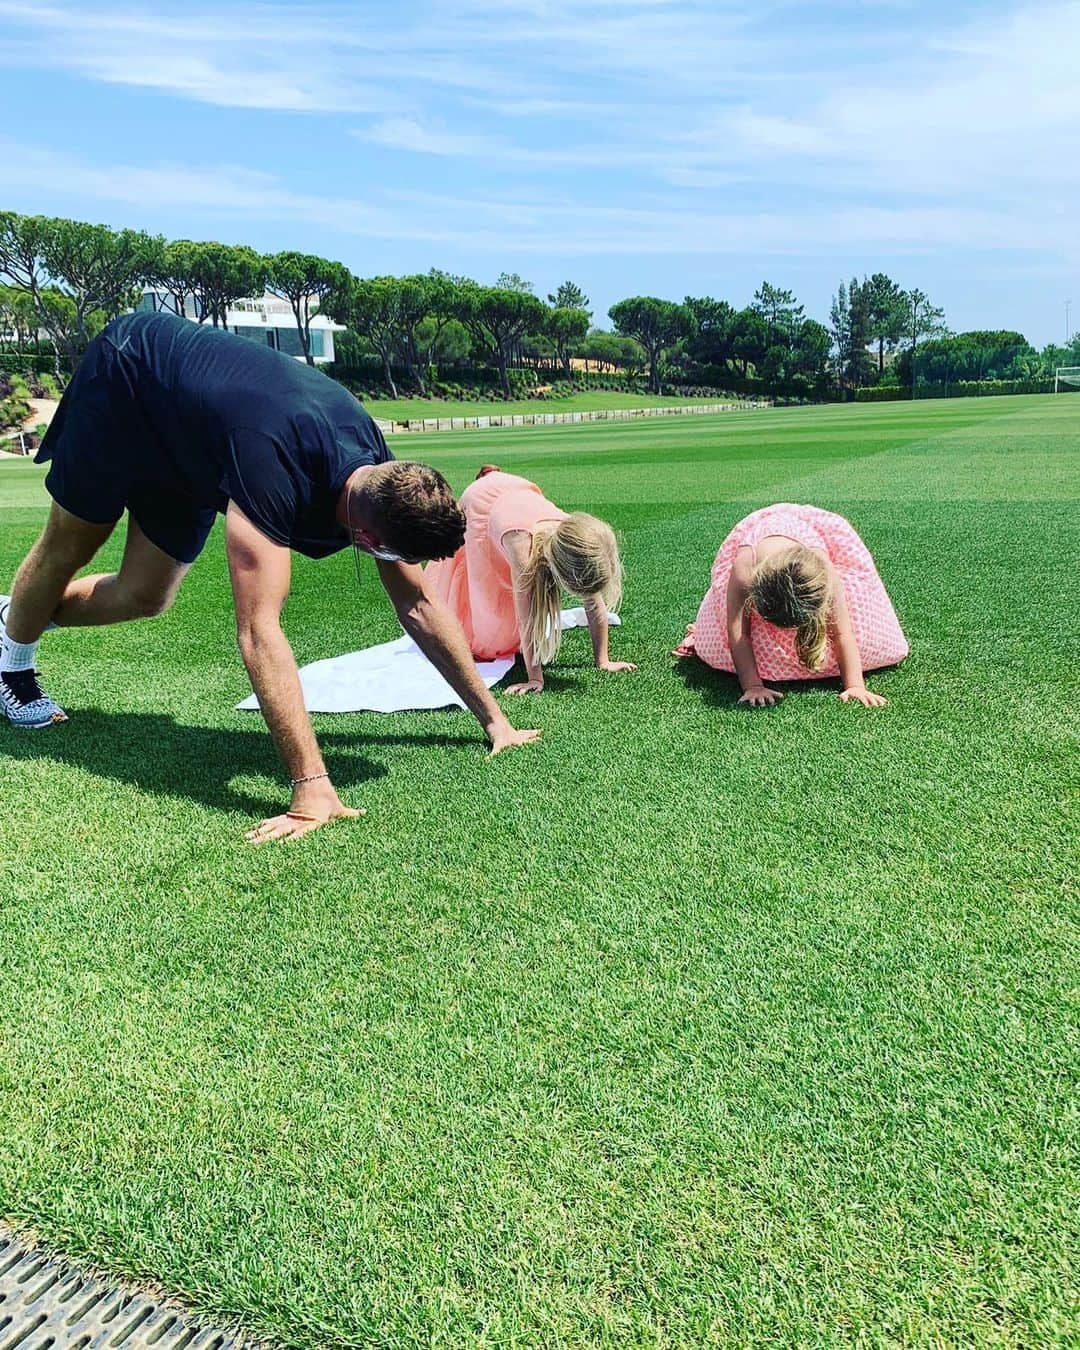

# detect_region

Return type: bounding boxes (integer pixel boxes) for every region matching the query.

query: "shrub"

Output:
[853,386,911,402]
[0,370,32,430]
[855,378,1056,401]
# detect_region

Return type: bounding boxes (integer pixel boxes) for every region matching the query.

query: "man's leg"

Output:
[2,510,189,727]
[1,502,115,726]
[3,501,115,644]
[51,515,190,627]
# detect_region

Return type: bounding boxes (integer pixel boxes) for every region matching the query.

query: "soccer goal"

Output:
[1054,366,1080,392]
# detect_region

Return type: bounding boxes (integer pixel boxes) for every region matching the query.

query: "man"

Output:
[0,311,539,841]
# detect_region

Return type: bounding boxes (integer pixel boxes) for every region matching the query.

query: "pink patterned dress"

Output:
[425,471,566,660]
[687,504,908,680]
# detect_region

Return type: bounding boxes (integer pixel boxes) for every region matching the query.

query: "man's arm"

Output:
[226,503,361,841]
[376,558,541,755]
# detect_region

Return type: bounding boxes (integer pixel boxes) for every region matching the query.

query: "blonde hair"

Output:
[748,545,831,670]
[518,513,623,665]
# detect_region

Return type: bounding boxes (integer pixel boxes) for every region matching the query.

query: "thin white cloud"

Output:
[1,138,1065,263]
[0,0,866,115]
[0,0,1076,293]
[358,119,664,172]
[363,119,501,158]
[691,1,1080,200]
[360,0,1078,212]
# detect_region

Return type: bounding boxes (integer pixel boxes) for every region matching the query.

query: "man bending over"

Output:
[1,312,539,840]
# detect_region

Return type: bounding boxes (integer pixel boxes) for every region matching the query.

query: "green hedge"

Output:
[948,378,1056,397]
[1,352,68,378]
[853,386,911,401]
[855,378,1058,401]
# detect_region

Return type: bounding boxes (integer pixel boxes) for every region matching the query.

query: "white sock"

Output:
[1,633,39,673]
[0,596,56,671]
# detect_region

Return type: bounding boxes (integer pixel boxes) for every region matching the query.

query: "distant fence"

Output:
[372,399,770,435]
[1,431,36,456]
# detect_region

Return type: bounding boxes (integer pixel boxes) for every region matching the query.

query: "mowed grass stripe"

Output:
[0,394,1076,1347]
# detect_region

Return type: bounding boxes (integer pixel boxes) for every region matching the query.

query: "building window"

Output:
[275,326,303,357]
[232,325,275,346]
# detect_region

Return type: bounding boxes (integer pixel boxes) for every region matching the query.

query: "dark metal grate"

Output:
[0,1227,257,1349]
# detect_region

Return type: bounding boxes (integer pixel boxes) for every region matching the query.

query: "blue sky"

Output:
[1,0,1076,345]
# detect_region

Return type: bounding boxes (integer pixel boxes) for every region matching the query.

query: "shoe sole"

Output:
[3,711,68,730]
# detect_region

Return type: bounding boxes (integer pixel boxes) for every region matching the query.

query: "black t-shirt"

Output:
[105,311,392,558]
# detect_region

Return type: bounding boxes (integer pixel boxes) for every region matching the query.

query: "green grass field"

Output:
[362,389,737,422]
[0,395,1076,1347]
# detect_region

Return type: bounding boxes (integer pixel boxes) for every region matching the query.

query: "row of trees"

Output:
[336,279,844,398]
[831,274,1080,392]
[1,211,1075,401]
[332,272,597,398]
[830,275,949,392]
[0,213,359,375]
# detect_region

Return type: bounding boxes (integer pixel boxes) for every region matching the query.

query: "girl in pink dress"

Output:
[675,503,908,707]
[426,468,635,695]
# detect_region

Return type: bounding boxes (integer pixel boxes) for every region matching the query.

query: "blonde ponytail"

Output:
[748,545,831,671]
[795,609,830,671]
[519,524,564,665]
[517,513,624,667]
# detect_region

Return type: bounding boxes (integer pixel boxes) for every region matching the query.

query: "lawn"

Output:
[0,395,1076,1347]
[361,388,742,422]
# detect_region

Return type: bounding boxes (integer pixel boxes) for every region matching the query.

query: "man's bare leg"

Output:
[3,508,189,726]
[51,515,190,627]
[4,501,115,643]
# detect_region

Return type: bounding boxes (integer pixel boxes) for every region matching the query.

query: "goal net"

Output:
[1054,366,1080,392]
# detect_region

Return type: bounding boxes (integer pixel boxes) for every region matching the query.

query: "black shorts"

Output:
[35,328,217,565]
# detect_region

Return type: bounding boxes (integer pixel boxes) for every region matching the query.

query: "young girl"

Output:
[426,468,635,695]
[674,503,907,707]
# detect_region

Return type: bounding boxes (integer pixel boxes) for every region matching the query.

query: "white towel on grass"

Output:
[236,608,620,714]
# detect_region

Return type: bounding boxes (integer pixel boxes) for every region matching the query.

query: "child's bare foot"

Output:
[672,623,696,658]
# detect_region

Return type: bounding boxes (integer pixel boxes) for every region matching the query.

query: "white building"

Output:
[136,290,344,363]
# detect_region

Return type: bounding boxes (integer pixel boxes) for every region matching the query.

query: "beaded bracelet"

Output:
[290,771,330,788]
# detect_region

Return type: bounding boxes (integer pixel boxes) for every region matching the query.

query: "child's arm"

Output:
[584,595,637,675]
[728,549,782,707]
[503,530,545,695]
[829,576,887,707]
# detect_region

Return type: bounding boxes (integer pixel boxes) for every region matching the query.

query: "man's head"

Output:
[349,462,465,563]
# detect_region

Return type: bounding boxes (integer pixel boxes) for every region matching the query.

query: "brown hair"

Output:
[518,513,623,665]
[748,545,831,670]
[365,461,465,561]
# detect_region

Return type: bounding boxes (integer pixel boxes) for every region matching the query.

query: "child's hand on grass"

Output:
[738,685,783,708]
[505,678,545,696]
[839,686,888,707]
[597,659,637,674]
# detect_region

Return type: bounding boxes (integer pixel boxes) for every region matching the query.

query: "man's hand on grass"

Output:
[487,721,542,755]
[246,780,364,844]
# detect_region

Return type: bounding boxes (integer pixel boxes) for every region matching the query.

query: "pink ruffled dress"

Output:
[425,471,567,660]
[687,503,908,680]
